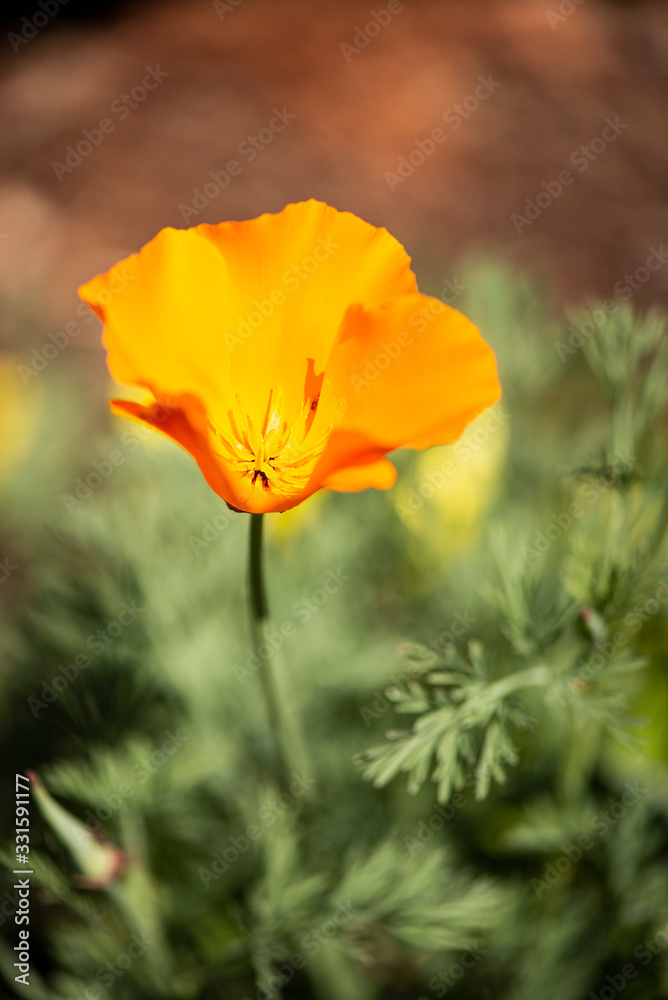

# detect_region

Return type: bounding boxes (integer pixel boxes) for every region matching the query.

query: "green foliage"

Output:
[355,640,537,802]
[2,264,668,999]
[334,837,505,952]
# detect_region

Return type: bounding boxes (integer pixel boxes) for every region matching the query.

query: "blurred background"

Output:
[2,0,668,351]
[2,2,668,999]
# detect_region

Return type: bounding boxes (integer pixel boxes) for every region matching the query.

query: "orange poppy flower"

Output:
[78,200,500,514]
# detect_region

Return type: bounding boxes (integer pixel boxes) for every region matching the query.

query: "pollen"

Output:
[209,387,330,498]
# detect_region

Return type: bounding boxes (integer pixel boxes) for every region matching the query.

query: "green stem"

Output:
[484,664,552,702]
[560,715,601,806]
[247,516,371,1000]
[248,513,312,796]
[249,512,268,620]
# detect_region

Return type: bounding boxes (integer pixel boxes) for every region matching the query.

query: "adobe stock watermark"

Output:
[18,319,81,384]
[385,75,501,191]
[521,449,636,563]
[17,268,135,385]
[0,557,18,584]
[77,730,190,840]
[588,925,668,1000]
[554,246,668,361]
[198,771,316,888]
[8,0,68,53]
[416,942,487,999]
[222,236,340,350]
[404,782,472,855]
[189,506,236,555]
[511,116,629,233]
[51,66,169,181]
[396,407,509,517]
[64,933,155,998]
[234,568,350,684]
[530,782,647,897]
[359,657,424,727]
[61,407,173,513]
[178,106,296,223]
[359,663,423,728]
[241,902,358,1000]
[213,0,243,20]
[26,601,144,717]
[349,297,445,394]
[404,767,509,859]
[546,0,586,30]
[359,613,477,727]
[577,581,668,683]
[439,275,468,305]
[340,0,412,61]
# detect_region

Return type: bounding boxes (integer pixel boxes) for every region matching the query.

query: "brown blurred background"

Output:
[1,0,668,364]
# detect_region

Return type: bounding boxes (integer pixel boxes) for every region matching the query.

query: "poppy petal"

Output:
[111,399,327,514]
[79,201,417,436]
[310,294,500,480]
[195,199,417,429]
[79,228,235,424]
[320,456,397,492]
[110,398,245,509]
[79,204,499,513]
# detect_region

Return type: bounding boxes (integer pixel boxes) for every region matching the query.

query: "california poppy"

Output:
[79,200,500,514]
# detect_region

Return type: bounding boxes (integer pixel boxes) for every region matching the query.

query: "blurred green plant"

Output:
[1,263,668,999]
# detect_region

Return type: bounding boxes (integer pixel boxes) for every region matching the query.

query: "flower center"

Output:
[209,387,329,499]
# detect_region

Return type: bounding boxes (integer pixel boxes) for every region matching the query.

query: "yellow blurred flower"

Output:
[394,403,509,558]
[266,488,328,545]
[0,353,42,482]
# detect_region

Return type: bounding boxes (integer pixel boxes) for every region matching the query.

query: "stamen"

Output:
[208,388,330,498]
